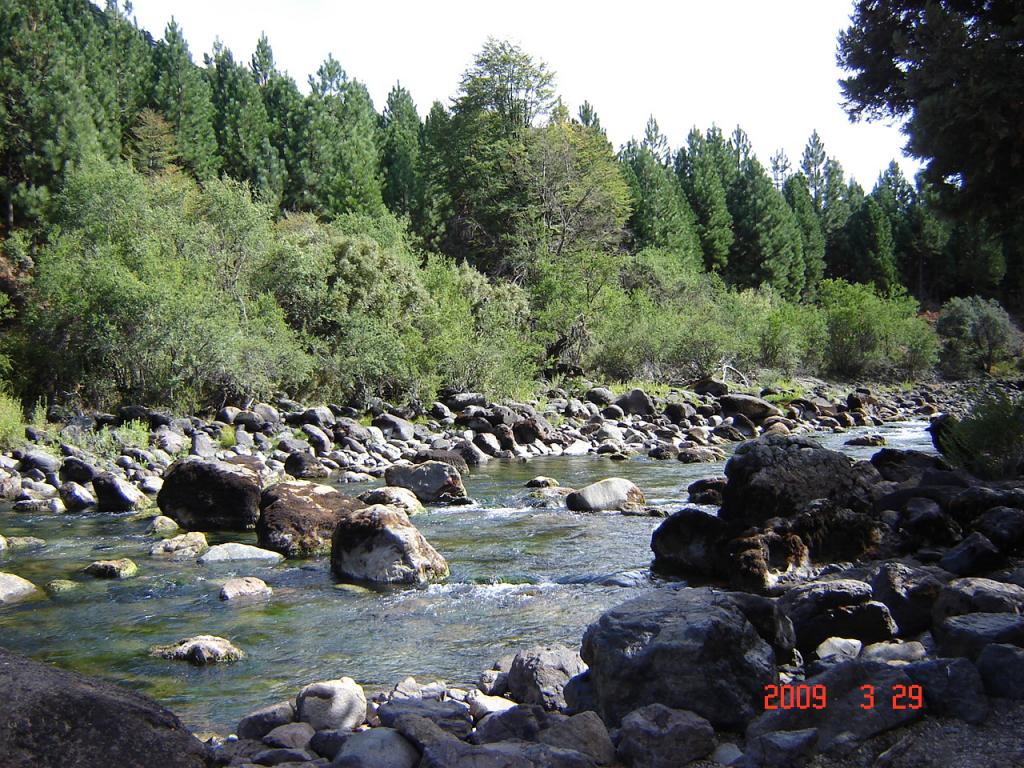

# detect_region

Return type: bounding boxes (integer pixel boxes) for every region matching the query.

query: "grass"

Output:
[218,424,237,449]
[0,390,25,451]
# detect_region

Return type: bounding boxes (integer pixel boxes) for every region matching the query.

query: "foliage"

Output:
[936,296,1018,375]
[934,388,1024,480]
[0,390,25,451]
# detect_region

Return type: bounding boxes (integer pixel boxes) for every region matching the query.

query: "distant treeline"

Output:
[0,1,1018,411]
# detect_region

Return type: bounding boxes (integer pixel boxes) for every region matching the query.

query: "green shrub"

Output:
[0,391,25,451]
[933,388,1024,479]
[936,295,1018,375]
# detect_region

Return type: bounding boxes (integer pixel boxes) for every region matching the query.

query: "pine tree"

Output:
[206,42,282,205]
[620,141,701,270]
[381,84,423,219]
[821,158,855,275]
[152,20,220,179]
[770,149,791,190]
[577,101,603,135]
[676,128,733,272]
[783,174,826,299]
[728,157,805,300]
[642,116,670,166]
[843,197,900,293]
[800,130,827,210]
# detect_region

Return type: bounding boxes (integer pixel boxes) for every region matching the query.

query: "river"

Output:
[0,421,935,732]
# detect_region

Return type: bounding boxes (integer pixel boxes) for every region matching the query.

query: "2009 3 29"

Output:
[763,683,924,711]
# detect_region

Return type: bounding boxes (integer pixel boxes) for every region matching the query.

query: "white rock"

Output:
[815,637,863,660]
[860,641,927,664]
[220,576,272,601]
[149,532,208,559]
[197,543,284,565]
[150,635,244,665]
[297,678,367,731]
[0,572,40,605]
[466,689,517,721]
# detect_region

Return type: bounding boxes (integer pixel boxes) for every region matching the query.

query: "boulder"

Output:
[420,737,595,768]
[373,414,415,442]
[284,451,328,479]
[330,504,448,585]
[693,378,729,397]
[149,532,209,560]
[976,643,1024,699]
[384,461,468,504]
[745,729,819,768]
[333,727,419,768]
[613,388,654,416]
[720,393,781,422]
[650,508,727,578]
[416,449,472,474]
[507,645,587,711]
[869,562,945,637]
[262,721,314,750]
[237,701,296,740]
[939,531,1003,576]
[934,612,1024,659]
[59,455,98,484]
[538,711,615,766]
[686,476,727,505]
[973,506,1024,553]
[84,558,137,579]
[197,543,283,565]
[565,478,645,513]
[150,635,244,665]
[157,458,261,531]
[746,660,923,754]
[585,387,615,406]
[377,699,473,740]
[0,647,210,768]
[904,658,989,723]
[778,580,897,655]
[148,515,179,535]
[720,434,882,528]
[0,572,40,606]
[615,704,715,768]
[357,486,424,515]
[932,577,1024,624]
[190,431,217,458]
[580,588,781,728]
[257,481,365,558]
[20,450,61,474]
[58,481,96,511]
[297,678,366,731]
[220,577,272,601]
[92,472,145,512]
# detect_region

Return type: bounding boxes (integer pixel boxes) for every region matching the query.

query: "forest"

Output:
[1,0,1020,412]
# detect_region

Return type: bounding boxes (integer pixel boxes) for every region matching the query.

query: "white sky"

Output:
[127,0,918,188]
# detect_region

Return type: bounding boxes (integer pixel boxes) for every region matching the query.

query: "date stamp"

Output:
[764,683,924,711]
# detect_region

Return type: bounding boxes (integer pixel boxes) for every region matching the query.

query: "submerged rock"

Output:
[84,558,138,579]
[151,635,245,665]
[330,504,448,585]
[0,647,210,768]
[197,543,283,565]
[149,532,208,559]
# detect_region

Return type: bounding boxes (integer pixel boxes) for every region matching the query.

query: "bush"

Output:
[0,391,25,451]
[932,388,1024,479]
[936,295,1018,375]
[818,279,936,377]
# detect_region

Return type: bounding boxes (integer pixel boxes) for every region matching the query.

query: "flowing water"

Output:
[0,421,935,732]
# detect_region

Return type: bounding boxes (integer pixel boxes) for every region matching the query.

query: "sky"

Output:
[126,0,919,188]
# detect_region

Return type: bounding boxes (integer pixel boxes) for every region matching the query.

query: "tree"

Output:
[838,1,1024,229]
[304,57,384,218]
[936,296,1017,374]
[457,37,556,137]
[152,20,220,180]
[770,149,791,190]
[800,130,827,210]
[783,174,826,299]
[676,128,733,272]
[129,108,178,175]
[577,101,603,134]
[380,84,423,219]
[728,157,805,300]
[843,197,899,294]
[620,141,701,270]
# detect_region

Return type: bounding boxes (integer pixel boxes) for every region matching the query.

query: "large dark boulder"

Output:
[778,579,897,655]
[384,461,468,504]
[0,647,210,768]
[157,458,261,531]
[719,393,781,422]
[257,481,365,557]
[720,434,882,528]
[650,508,727,578]
[613,388,655,417]
[580,588,785,729]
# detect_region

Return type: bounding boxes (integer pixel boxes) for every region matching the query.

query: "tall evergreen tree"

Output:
[207,41,282,204]
[800,130,827,210]
[783,174,826,299]
[620,141,701,270]
[821,157,855,274]
[728,157,805,300]
[381,84,423,219]
[577,101,603,135]
[642,116,670,166]
[769,149,791,190]
[152,20,220,180]
[843,197,900,293]
[676,128,733,272]
[416,100,454,249]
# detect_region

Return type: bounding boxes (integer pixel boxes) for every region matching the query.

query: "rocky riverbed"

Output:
[2,378,1022,767]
